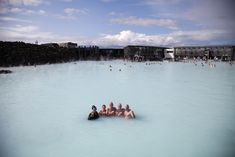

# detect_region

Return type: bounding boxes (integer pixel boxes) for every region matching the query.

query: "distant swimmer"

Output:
[119,69,121,71]
[88,105,99,120]
[210,64,216,68]
[124,104,135,119]
[99,104,107,116]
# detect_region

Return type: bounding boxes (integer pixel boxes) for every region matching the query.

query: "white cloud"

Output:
[55,14,77,20]
[9,7,23,13]
[0,25,232,46]
[93,29,231,47]
[10,25,38,32]
[2,0,45,6]
[0,7,46,15]
[108,11,127,17]
[24,9,46,15]
[64,8,88,15]
[0,24,89,44]
[0,16,31,23]
[109,11,117,16]
[111,16,178,29]
[93,30,177,47]
[38,9,45,15]
[55,8,88,20]
[0,24,56,42]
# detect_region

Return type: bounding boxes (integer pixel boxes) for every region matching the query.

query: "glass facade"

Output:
[124,46,166,61]
[174,46,235,60]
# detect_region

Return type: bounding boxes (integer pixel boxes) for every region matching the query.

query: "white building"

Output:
[164,48,174,60]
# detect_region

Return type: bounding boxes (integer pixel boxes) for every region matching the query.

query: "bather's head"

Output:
[125,104,129,110]
[92,105,97,111]
[118,103,122,109]
[109,102,114,108]
[102,104,106,109]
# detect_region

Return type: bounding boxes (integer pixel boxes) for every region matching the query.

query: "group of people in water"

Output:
[88,102,135,120]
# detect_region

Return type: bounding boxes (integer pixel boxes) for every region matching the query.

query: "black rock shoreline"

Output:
[0,41,124,67]
[0,69,12,74]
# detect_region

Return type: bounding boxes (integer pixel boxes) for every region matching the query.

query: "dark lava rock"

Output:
[0,70,12,74]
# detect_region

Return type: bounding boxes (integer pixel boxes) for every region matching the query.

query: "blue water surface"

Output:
[0,61,235,157]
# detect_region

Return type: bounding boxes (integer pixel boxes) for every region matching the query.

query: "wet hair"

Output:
[102,104,106,108]
[92,105,97,110]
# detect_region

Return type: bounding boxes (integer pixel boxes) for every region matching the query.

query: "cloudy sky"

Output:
[0,0,234,47]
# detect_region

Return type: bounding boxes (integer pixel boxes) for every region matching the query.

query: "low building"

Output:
[164,48,174,60]
[41,43,59,48]
[59,42,77,48]
[174,45,235,61]
[99,48,124,59]
[76,45,100,60]
[124,45,167,61]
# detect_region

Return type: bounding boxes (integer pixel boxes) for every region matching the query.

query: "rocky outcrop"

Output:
[0,70,12,74]
[0,41,124,67]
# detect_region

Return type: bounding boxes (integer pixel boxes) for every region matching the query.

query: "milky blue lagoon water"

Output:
[0,61,235,157]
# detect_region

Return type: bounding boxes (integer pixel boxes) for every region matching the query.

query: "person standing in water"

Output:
[99,104,107,116]
[116,103,125,117]
[107,102,117,116]
[124,104,135,119]
[88,105,99,120]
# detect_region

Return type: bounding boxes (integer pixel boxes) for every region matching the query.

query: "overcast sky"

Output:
[0,0,234,47]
